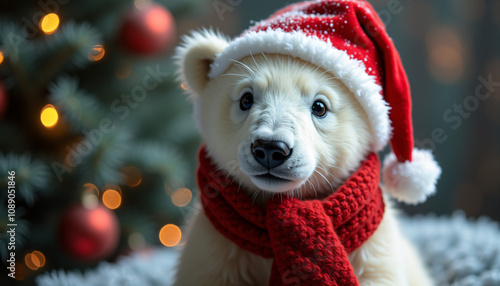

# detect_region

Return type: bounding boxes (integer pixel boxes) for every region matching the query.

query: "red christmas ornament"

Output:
[59,203,120,261]
[119,3,176,55]
[0,81,7,119]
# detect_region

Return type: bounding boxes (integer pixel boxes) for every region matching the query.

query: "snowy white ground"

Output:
[37,211,500,286]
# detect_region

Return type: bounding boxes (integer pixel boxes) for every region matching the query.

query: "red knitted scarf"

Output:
[197,146,385,286]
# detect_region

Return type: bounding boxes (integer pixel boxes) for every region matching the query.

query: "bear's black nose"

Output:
[251,140,292,169]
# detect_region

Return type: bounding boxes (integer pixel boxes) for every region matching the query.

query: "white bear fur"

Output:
[174,29,433,286]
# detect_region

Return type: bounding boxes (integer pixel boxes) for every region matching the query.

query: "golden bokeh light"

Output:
[171,188,192,207]
[31,251,46,268]
[102,189,122,209]
[159,224,181,247]
[30,253,40,268]
[430,45,461,70]
[40,104,59,128]
[0,51,4,64]
[40,13,60,34]
[122,166,142,187]
[88,45,105,61]
[25,253,38,270]
[426,26,465,83]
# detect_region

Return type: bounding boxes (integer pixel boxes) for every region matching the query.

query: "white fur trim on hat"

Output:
[208,28,391,152]
[382,149,441,204]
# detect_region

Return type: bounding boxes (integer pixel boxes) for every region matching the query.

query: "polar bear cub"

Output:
[173,30,433,286]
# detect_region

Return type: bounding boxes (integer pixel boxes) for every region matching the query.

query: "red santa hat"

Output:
[207,0,441,204]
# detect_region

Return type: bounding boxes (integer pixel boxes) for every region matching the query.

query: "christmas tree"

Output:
[0,0,207,284]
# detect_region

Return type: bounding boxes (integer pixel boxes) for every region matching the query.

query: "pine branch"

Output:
[35,45,78,90]
[0,22,36,97]
[49,76,105,131]
[163,113,199,145]
[77,129,132,186]
[1,21,102,102]
[0,153,51,205]
[35,21,102,90]
[129,142,188,183]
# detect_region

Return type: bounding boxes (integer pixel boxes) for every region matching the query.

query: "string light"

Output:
[40,13,60,34]
[40,104,59,128]
[25,253,38,270]
[88,45,105,61]
[31,251,46,268]
[159,224,181,247]
[171,188,192,207]
[180,83,188,90]
[0,51,4,64]
[31,253,41,268]
[102,189,121,209]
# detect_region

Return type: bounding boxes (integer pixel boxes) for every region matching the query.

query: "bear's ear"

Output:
[175,29,229,95]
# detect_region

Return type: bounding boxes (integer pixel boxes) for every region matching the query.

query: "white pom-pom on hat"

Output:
[382,149,442,204]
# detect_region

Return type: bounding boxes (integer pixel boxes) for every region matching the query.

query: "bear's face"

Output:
[177,31,372,199]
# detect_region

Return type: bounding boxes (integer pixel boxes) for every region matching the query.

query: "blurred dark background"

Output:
[0,0,498,284]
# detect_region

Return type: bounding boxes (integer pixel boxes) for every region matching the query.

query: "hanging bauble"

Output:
[59,203,120,261]
[119,3,176,55]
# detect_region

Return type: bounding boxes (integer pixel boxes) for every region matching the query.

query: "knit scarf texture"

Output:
[197,145,385,286]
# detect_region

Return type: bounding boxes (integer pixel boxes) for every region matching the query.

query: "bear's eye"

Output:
[239,91,253,111]
[312,100,327,118]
